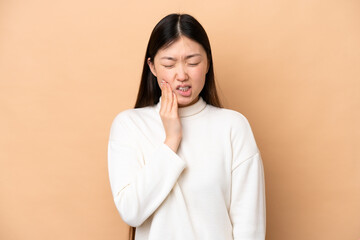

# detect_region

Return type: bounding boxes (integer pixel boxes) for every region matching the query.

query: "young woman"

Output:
[108,13,266,240]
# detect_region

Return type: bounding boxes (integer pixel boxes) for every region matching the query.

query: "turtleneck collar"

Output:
[155,96,207,118]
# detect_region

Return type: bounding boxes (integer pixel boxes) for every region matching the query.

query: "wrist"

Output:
[164,137,181,152]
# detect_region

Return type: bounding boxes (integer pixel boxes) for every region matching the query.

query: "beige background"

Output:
[1,0,359,239]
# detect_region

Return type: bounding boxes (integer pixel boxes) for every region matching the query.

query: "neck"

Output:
[178,96,199,108]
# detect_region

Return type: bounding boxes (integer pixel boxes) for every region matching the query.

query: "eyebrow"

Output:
[160,54,202,61]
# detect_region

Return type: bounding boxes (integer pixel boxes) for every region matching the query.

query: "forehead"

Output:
[156,36,205,58]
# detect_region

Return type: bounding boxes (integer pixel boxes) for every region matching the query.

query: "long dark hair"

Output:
[130,13,221,240]
[134,13,222,108]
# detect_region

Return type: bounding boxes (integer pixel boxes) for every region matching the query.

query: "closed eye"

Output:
[163,65,174,68]
[188,63,200,66]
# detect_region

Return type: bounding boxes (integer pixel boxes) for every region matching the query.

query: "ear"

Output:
[147,57,157,77]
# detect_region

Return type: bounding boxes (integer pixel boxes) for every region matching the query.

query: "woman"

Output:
[108,13,266,240]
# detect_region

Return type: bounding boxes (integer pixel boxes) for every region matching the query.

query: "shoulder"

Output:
[207,106,260,157]
[109,106,154,139]
[206,105,252,129]
[111,106,154,125]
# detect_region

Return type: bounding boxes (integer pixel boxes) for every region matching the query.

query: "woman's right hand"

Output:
[159,80,182,153]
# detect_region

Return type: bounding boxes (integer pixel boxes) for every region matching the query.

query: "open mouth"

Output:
[178,86,191,92]
[176,86,192,97]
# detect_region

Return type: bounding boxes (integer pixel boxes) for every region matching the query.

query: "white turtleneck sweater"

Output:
[107,97,266,240]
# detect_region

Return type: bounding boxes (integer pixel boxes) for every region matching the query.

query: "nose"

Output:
[175,64,188,81]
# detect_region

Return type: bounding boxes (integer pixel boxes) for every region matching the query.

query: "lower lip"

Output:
[176,87,192,97]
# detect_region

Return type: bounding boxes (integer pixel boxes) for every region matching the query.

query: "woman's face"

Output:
[148,36,209,108]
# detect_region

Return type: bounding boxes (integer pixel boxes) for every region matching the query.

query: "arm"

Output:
[107,115,186,227]
[229,114,266,240]
[230,153,266,239]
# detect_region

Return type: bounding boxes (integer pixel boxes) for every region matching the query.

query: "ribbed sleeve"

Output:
[107,113,186,227]
[229,114,266,240]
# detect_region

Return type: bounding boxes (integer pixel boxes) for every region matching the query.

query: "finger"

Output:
[160,80,165,91]
[160,80,167,113]
[172,91,178,116]
[165,82,173,113]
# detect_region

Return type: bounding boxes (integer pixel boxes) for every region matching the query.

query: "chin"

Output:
[177,101,188,107]
[177,97,195,107]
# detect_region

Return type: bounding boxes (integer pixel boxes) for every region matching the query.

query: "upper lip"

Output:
[176,84,191,89]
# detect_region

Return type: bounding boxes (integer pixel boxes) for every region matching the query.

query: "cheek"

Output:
[188,66,207,83]
[156,69,175,82]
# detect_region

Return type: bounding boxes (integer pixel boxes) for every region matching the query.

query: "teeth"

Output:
[178,86,190,91]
